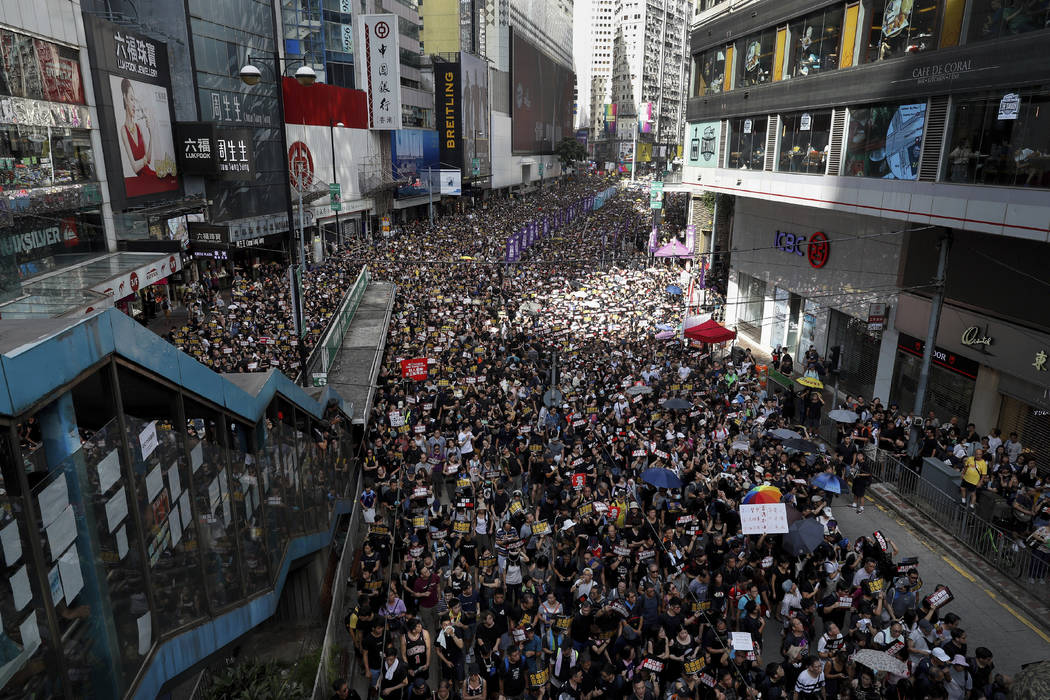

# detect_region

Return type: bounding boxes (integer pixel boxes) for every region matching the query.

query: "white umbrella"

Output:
[828,409,859,423]
[850,649,909,676]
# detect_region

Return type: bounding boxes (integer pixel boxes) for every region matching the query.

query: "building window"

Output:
[692,46,726,96]
[944,88,1050,189]
[776,110,832,174]
[967,0,1050,42]
[0,126,96,190]
[739,27,776,87]
[728,116,767,169]
[844,101,926,180]
[864,0,940,63]
[788,4,845,78]
[0,29,85,105]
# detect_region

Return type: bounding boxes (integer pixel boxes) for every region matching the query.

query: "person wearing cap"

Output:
[946,654,973,700]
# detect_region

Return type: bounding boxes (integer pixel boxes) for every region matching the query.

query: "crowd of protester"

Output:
[325,178,1019,700]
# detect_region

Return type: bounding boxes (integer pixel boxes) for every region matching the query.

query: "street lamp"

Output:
[237,52,318,385]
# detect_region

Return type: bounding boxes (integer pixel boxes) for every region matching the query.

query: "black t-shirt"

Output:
[570,612,594,644]
[363,632,385,669]
[501,656,529,696]
[475,622,501,654]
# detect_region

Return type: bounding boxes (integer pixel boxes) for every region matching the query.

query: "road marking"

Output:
[994,599,1050,644]
[942,555,977,582]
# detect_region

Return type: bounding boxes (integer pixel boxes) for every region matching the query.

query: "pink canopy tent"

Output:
[653,239,693,258]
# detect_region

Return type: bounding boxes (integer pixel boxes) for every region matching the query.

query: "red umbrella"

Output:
[684,318,737,344]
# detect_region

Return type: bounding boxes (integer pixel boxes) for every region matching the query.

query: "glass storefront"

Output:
[845,101,927,180]
[738,27,777,87]
[892,345,976,423]
[727,116,767,169]
[693,45,728,96]
[0,126,96,190]
[777,110,832,174]
[864,0,941,63]
[944,87,1050,189]
[788,4,845,78]
[967,0,1050,43]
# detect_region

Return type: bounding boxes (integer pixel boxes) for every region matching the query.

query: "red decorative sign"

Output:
[288,141,315,191]
[807,231,830,268]
[401,357,429,381]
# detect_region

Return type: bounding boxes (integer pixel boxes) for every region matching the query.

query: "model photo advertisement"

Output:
[111,75,178,198]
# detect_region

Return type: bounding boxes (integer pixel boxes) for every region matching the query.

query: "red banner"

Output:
[401,358,428,381]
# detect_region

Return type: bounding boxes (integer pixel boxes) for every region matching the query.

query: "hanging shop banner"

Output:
[83,16,179,208]
[174,122,255,180]
[357,15,403,129]
[436,60,463,172]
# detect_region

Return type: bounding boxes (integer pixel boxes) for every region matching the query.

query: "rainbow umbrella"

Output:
[742,485,783,505]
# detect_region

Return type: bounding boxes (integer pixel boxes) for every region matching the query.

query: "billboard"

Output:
[175,122,255,180]
[357,15,403,129]
[602,103,617,137]
[84,17,178,209]
[686,121,720,168]
[461,52,490,179]
[436,60,463,172]
[391,129,440,197]
[84,16,178,207]
[511,29,575,154]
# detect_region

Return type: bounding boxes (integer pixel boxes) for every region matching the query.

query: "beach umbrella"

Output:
[796,376,824,389]
[641,467,682,489]
[828,409,859,423]
[850,649,910,676]
[661,398,692,410]
[769,428,802,440]
[783,438,821,453]
[811,473,846,494]
[742,485,782,505]
[784,518,825,555]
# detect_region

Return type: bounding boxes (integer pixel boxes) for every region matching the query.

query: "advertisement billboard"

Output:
[686,121,721,168]
[461,52,490,179]
[175,122,255,180]
[511,29,575,154]
[391,129,440,197]
[84,17,178,208]
[436,60,463,171]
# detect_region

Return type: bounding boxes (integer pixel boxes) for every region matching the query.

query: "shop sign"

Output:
[774,229,830,268]
[867,303,888,332]
[1034,351,1047,372]
[187,222,228,245]
[897,333,979,380]
[960,325,993,349]
[800,113,812,131]
[92,254,182,298]
[357,14,403,129]
[329,183,342,211]
[0,217,78,257]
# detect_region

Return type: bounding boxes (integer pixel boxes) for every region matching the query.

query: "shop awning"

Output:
[0,252,182,319]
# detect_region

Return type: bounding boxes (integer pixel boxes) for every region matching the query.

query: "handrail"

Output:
[300,267,371,386]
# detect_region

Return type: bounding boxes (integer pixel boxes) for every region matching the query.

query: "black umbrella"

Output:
[783,438,821,454]
[661,398,692,410]
[784,518,825,556]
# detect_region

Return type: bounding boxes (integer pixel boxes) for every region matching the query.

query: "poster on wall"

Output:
[686,122,720,168]
[357,15,403,130]
[391,129,440,197]
[510,28,575,154]
[84,16,178,209]
[461,52,490,179]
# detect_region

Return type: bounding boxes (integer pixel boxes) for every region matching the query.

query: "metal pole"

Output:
[330,119,339,255]
[631,118,637,181]
[909,231,952,455]
[704,194,718,309]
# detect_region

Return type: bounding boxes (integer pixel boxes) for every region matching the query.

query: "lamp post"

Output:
[238,52,317,385]
[329,119,344,255]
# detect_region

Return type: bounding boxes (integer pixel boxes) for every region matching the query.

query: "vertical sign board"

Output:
[83,16,180,209]
[436,61,463,172]
[357,15,402,129]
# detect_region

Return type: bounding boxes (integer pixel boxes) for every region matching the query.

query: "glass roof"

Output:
[0,253,172,319]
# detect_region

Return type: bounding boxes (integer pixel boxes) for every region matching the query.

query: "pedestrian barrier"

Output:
[868,449,1044,592]
[311,468,365,700]
[301,267,371,386]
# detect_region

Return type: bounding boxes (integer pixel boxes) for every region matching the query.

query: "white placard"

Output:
[739,503,790,535]
[10,564,32,610]
[105,487,128,533]
[357,15,403,129]
[19,613,40,653]
[208,478,221,510]
[45,506,76,560]
[137,612,152,656]
[97,449,122,494]
[58,544,84,603]
[48,564,63,605]
[116,524,129,560]
[139,422,159,460]
[179,492,192,530]
[800,113,812,131]
[145,465,163,502]
[169,507,183,548]
[998,93,1020,120]
[167,464,182,500]
[731,632,754,651]
[0,521,21,566]
[37,475,69,528]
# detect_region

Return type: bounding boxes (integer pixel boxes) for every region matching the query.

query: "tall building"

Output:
[279,0,355,88]
[685,0,1050,457]
[577,0,691,173]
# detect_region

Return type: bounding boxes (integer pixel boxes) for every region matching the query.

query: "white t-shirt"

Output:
[458,429,474,455]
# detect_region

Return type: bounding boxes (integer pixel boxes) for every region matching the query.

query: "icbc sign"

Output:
[774,229,830,269]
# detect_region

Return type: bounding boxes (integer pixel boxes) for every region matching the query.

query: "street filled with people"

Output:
[334,178,1023,700]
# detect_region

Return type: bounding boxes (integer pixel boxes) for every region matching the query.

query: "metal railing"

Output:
[868,449,1046,592]
[310,469,364,700]
[301,267,370,386]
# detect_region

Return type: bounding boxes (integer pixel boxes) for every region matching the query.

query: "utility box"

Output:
[922,457,961,499]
